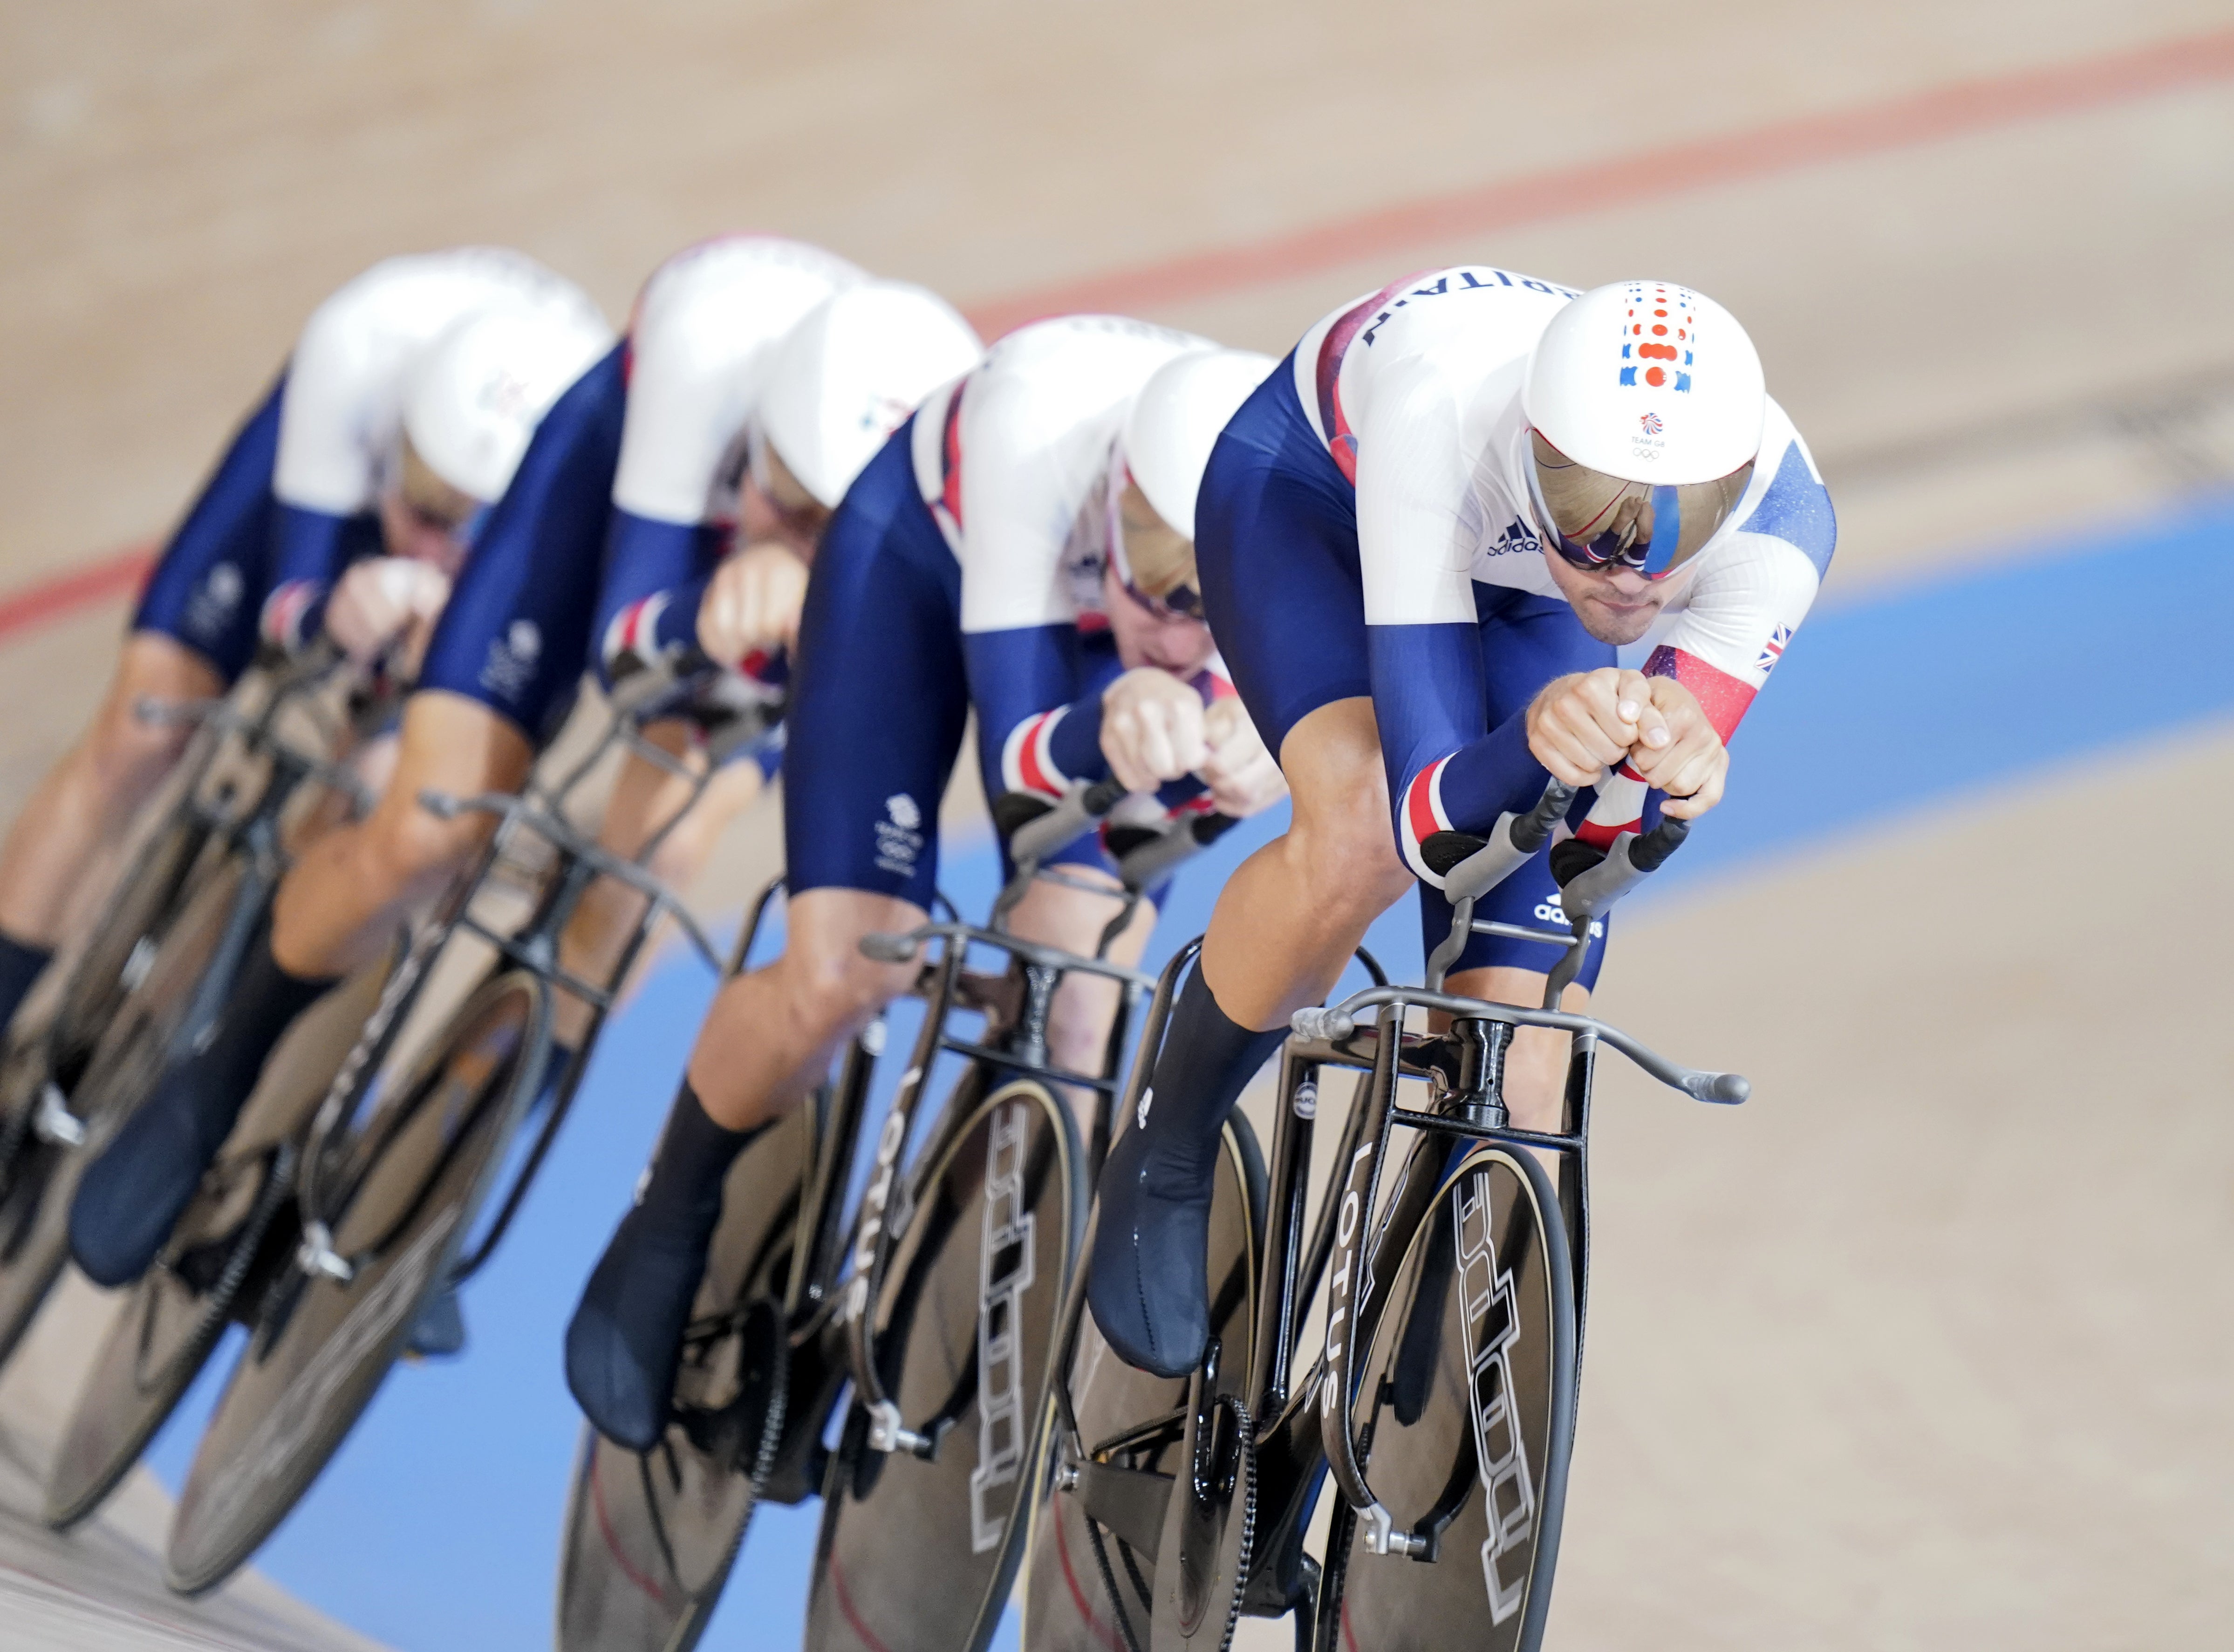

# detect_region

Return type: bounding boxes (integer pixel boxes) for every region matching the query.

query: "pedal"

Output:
[31,1083,85,1148]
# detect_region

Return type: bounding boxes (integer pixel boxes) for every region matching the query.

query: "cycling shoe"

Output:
[70,925,332,1289]
[564,1208,713,1452]
[69,1055,247,1288]
[1086,1114,1217,1379]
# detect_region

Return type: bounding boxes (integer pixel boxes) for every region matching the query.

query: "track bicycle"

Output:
[0,645,378,1377]
[554,779,1237,1652]
[1028,782,1750,1652]
[35,653,765,1586]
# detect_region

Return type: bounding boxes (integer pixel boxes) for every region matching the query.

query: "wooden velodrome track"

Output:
[3,3,2233,1645]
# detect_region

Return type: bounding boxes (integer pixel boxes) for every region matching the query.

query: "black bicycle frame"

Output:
[837,915,1152,1459]
[293,678,752,1275]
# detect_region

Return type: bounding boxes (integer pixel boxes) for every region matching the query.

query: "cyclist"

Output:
[66,243,982,1297]
[565,317,1289,1452]
[1086,273,1838,1377]
[0,249,608,1044]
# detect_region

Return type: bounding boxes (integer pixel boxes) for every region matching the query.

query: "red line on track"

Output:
[0,542,150,644]
[7,27,2234,650]
[963,25,2234,337]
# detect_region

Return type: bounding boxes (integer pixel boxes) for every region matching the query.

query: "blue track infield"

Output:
[135,491,2234,1650]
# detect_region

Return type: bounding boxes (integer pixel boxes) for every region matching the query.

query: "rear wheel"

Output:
[42,1144,294,1530]
[164,970,549,1595]
[555,1103,817,1652]
[804,1076,1086,1652]
[1319,1145,1576,1652]
[1025,1114,1265,1652]
[0,859,250,1373]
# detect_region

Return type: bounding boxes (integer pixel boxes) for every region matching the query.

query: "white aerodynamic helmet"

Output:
[1519,281,1765,578]
[1123,348,1277,542]
[758,281,984,509]
[404,303,616,503]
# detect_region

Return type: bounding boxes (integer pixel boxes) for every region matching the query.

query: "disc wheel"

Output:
[42,1144,293,1531]
[0,859,249,1374]
[804,1076,1084,1652]
[1151,1393,1256,1652]
[164,971,549,1596]
[556,1104,816,1652]
[1319,1146,1576,1652]
[1024,1114,1265,1652]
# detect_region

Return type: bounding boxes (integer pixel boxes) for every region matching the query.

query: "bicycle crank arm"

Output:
[1056,1455,1172,1562]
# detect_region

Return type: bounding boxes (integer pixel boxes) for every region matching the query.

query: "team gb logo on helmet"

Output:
[1618,283,1698,394]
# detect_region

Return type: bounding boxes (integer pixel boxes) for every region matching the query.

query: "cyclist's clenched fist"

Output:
[1100,667,1209,792]
[697,539,808,666]
[1629,676,1726,819]
[1526,667,1727,818]
[326,556,452,669]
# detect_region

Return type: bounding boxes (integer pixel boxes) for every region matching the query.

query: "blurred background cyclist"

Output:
[0,248,611,1046]
[64,249,982,1325]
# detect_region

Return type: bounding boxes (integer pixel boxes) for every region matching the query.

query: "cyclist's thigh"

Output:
[416,351,628,750]
[131,375,288,689]
[1193,354,1366,764]
[783,430,965,915]
[366,691,537,838]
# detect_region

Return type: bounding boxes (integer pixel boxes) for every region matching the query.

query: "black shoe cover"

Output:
[564,1208,715,1452]
[69,1056,245,1288]
[565,1082,759,1453]
[1085,968,1286,1378]
[1086,1102,1219,1379]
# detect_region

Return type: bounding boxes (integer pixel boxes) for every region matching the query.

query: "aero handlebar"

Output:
[1290,985,1748,1106]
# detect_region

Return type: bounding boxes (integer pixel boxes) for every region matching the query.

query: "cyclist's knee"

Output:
[1287,791,1411,917]
[786,923,912,1031]
[362,796,490,894]
[84,689,192,799]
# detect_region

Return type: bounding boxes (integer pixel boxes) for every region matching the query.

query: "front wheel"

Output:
[1318,1145,1577,1652]
[805,1076,1086,1652]
[164,970,549,1595]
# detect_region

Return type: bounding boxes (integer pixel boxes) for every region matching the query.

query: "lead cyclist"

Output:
[1086,272,1838,1377]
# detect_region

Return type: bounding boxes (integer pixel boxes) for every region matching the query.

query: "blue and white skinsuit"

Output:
[135,249,604,682]
[412,235,865,754]
[784,314,1257,912]
[1199,266,1838,982]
